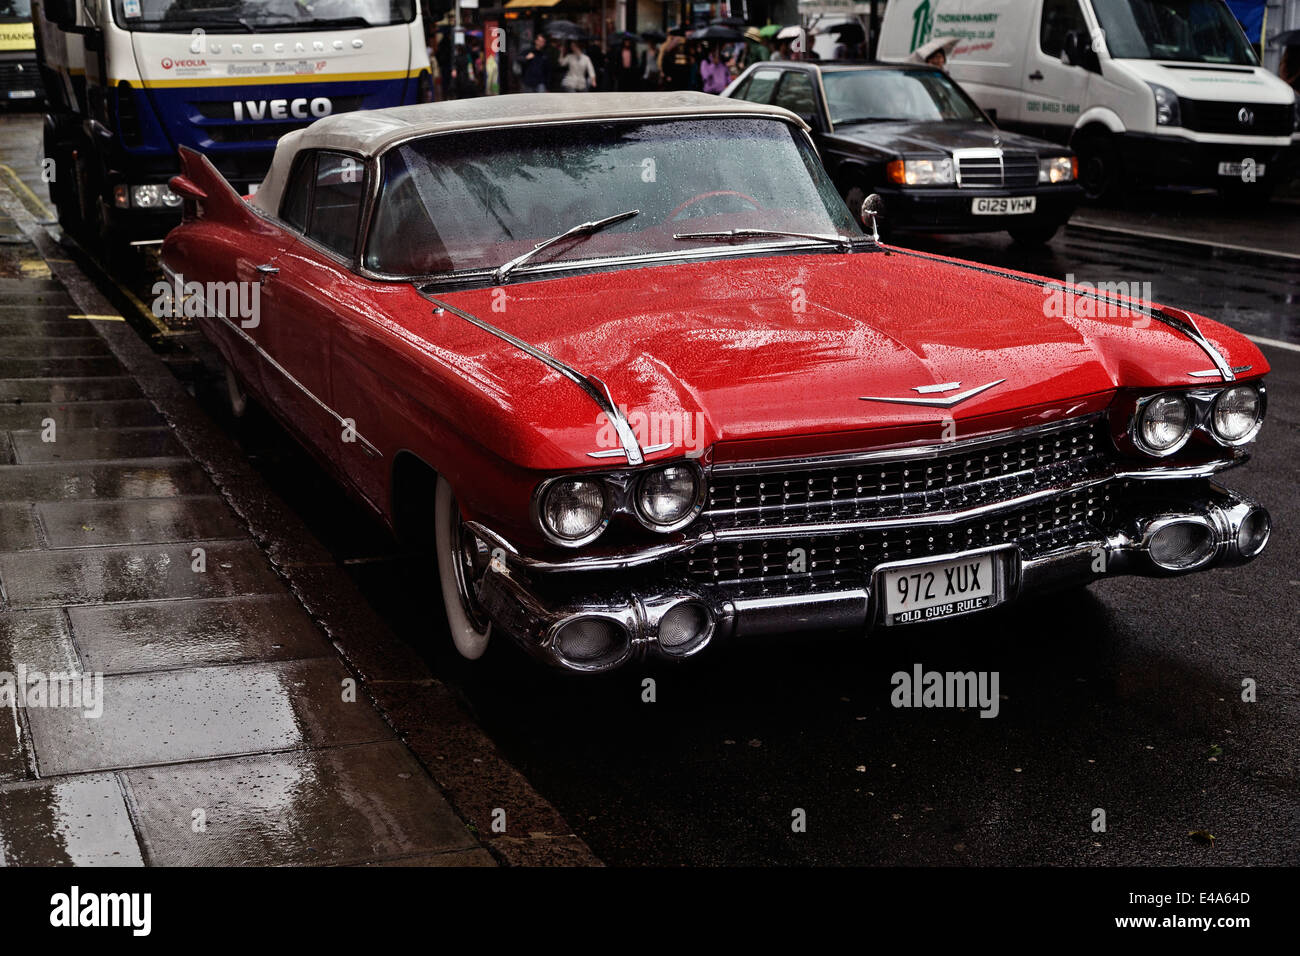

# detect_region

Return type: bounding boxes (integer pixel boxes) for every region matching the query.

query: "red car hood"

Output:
[431,249,1266,465]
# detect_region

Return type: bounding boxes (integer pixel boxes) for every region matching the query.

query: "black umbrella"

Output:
[691,25,744,41]
[1271,28,1300,46]
[544,20,584,40]
[640,29,666,43]
[826,22,865,43]
[610,31,639,44]
[711,16,746,30]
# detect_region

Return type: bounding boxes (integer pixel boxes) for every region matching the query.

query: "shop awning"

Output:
[504,0,563,8]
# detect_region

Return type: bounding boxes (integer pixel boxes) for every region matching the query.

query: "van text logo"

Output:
[232,97,332,121]
[161,57,206,69]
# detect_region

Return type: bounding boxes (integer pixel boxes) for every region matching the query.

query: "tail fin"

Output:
[171,146,259,226]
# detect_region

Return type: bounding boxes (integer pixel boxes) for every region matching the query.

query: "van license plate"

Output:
[1217,162,1265,177]
[972,196,1036,215]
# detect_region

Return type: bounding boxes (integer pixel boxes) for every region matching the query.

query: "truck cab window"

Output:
[1041,0,1088,58]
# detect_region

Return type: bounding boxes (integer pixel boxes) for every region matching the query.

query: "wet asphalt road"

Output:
[3,113,1297,866]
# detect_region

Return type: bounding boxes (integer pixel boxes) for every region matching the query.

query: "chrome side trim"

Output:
[423,294,647,466]
[1189,365,1251,378]
[160,264,383,459]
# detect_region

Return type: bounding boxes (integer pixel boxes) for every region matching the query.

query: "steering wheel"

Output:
[667,190,764,222]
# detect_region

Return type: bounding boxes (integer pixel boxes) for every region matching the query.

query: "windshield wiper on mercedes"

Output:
[672,228,858,250]
[493,209,639,283]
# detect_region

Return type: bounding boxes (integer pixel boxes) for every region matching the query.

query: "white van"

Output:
[877,0,1299,201]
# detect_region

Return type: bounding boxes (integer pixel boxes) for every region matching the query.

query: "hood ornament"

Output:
[861,379,1005,408]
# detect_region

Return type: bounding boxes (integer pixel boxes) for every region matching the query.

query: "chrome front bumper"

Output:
[474,481,1270,673]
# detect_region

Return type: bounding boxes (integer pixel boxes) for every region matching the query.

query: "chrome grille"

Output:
[675,482,1117,597]
[955,149,1039,188]
[706,417,1109,531]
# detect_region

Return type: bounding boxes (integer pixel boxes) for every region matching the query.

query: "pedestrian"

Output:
[521,33,550,92]
[700,45,730,94]
[560,40,597,92]
[642,39,661,90]
[451,42,477,99]
[614,38,639,91]
[660,28,690,90]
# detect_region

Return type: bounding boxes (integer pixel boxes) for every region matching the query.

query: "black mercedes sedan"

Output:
[722,61,1083,245]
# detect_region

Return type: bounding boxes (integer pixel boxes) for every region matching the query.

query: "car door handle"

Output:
[1027,70,1044,81]
[255,263,279,276]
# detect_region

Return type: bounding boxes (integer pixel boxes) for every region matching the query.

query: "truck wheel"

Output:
[1007,220,1061,246]
[1073,130,1122,202]
[435,476,492,660]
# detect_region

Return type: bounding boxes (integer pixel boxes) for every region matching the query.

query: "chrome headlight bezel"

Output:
[634,463,707,532]
[533,460,707,547]
[1131,391,1194,457]
[534,476,610,548]
[1209,384,1264,446]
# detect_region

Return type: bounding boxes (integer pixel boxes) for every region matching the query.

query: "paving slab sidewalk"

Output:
[0,182,594,866]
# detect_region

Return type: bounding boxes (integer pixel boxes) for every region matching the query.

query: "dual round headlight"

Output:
[1135,393,1193,455]
[540,478,607,545]
[539,465,702,546]
[636,465,700,529]
[1210,385,1262,445]
[1133,385,1263,457]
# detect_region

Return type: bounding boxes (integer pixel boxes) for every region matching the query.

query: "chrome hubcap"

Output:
[450,506,492,632]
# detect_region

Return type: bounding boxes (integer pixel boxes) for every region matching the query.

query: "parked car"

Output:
[162,92,1270,674]
[723,61,1083,244]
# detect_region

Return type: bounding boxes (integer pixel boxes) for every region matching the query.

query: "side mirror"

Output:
[1062,31,1083,67]
[861,193,883,242]
[43,0,77,29]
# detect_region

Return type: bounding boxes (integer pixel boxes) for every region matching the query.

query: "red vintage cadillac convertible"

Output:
[161,92,1270,673]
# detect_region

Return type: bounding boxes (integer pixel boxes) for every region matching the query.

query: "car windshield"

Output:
[112,0,415,32]
[0,0,31,23]
[823,69,986,126]
[363,118,862,279]
[1091,0,1259,65]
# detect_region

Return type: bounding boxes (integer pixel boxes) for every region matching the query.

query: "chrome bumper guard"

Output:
[475,482,1269,673]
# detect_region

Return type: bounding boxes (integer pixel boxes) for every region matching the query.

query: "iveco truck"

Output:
[1,1,43,103]
[33,0,430,255]
[878,0,1299,201]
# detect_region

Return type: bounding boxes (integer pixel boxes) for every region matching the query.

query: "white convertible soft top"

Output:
[250,91,806,217]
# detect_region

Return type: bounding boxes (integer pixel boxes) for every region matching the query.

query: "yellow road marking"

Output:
[0,164,54,221]
[67,314,126,322]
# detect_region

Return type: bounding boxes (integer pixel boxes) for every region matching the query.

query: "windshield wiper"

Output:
[493,210,639,283]
[672,228,857,250]
[833,116,899,126]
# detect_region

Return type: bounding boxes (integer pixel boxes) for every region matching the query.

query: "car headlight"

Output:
[887,157,955,186]
[131,183,182,208]
[635,465,701,530]
[1210,385,1262,445]
[1038,156,1076,183]
[540,478,607,545]
[1148,83,1181,127]
[1134,392,1193,456]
